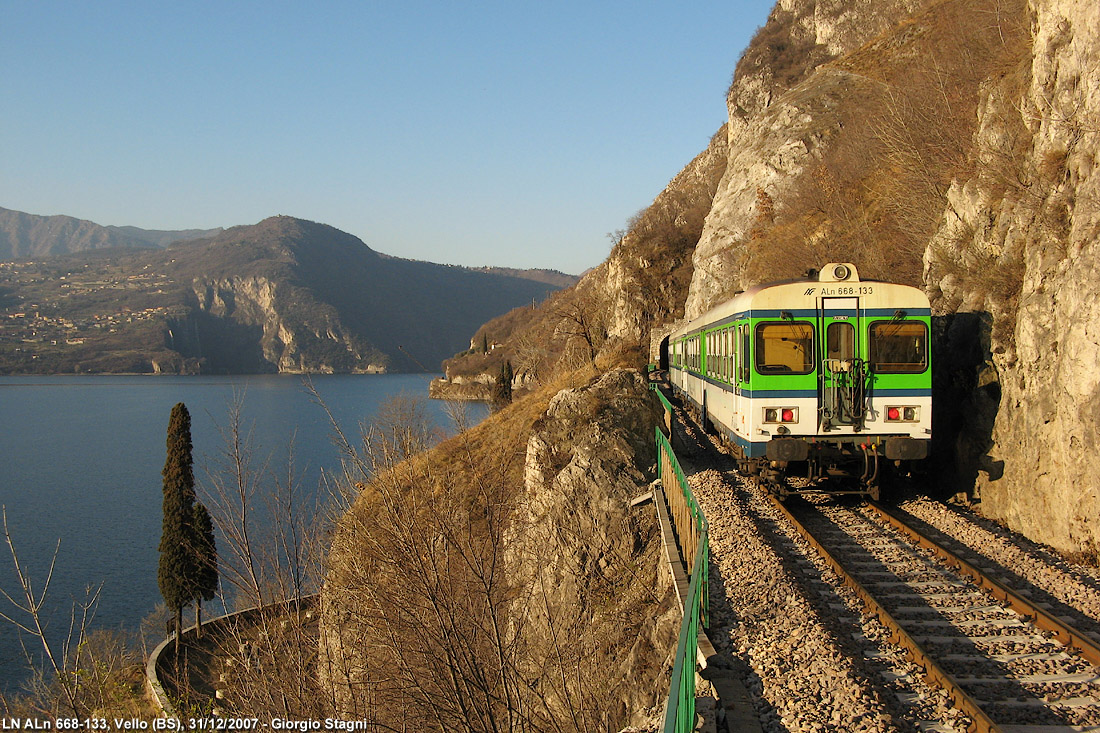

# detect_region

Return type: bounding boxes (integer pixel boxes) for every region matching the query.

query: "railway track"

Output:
[661,394,1100,732]
[774,495,1100,732]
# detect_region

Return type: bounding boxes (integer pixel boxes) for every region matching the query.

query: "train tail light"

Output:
[764,407,799,424]
[885,406,920,422]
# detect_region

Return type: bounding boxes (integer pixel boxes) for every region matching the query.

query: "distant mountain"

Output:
[107,224,223,249]
[0,214,566,374]
[0,207,221,259]
[468,266,577,288]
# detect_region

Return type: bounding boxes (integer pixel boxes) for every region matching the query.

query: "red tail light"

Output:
[885,406,919,422]
[764,407,798,424]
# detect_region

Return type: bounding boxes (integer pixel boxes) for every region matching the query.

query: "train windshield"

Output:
[755,322,815,374]
[869,321,928,373]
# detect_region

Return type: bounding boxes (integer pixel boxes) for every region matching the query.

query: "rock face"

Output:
[319,369,678,728]
[187,275,385,374]
[925,0,1100,554]
[672,0,1099,554]
[510,369,679,727]
[686,0,937,318]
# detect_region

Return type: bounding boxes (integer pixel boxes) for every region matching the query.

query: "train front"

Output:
[754,263,931,499]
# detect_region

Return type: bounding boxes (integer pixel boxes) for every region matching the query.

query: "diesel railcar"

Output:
[667,263,931,499]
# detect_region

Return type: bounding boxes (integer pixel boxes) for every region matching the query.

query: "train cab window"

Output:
[826,322,856,362]
[869,321,928,373]
[755,322,815,374]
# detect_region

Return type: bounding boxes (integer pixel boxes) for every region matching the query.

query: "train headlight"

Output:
[764,407,798,424]
[885,406,920,422]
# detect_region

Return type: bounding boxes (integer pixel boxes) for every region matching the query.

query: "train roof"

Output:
[670,263,929,339]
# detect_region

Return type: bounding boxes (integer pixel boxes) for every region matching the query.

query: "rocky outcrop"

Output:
[686,0,938,318]
[427,373,495,401]
[320,369,677,728]
[508,369,678,727]
[926,0,1100,554]
[189,276,387,374]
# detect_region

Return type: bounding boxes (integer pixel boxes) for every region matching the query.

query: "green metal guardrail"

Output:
[656,425,710,733]
[651,382,674,416]
[650,378,675,440]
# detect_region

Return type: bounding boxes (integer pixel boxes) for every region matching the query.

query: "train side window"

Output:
[869,321,927,373]
[755,322,815,374]
[740,325,750,383]
[709,332,714,377]
[709,332,715,377]
[716,330,722,380]
[722,329,729,382]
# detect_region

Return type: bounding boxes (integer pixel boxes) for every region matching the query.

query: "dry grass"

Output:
[320,368,595,729]
[320,365,673,730]
[741,0,1031,290]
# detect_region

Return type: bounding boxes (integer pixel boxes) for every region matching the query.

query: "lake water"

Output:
[0,374,487,690]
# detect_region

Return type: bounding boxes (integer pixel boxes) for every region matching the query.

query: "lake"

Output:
[0,374,487,691]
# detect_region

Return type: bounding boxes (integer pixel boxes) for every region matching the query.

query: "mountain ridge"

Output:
[0,206,222,258]
[0,213,574,374]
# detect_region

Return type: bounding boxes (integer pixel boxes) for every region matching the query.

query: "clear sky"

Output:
[2,1,774,276]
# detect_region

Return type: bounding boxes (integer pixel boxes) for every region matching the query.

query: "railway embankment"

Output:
[666,390,1100,731]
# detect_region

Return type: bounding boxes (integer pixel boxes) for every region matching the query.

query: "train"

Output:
[665,263,931,500]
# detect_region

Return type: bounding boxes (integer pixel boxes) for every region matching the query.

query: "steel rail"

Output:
[868,502,1100,669]
[767,495,1002,733]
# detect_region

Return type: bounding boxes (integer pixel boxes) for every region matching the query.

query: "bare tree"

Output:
[0,509,144,718]
[552,301,606,364]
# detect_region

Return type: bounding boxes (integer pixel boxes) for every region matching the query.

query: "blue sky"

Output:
[2,1,774,275]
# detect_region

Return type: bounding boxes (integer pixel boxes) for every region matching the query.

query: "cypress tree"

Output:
[158,402,197,637]
[191,500,218,635]
[493,360,513,406]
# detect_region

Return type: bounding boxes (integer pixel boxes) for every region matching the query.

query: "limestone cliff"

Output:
[188,275,385,374]
[509,369,678,727]
[683,0,1098,553]
[686,0,939,316]
[926,0,1100,554]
